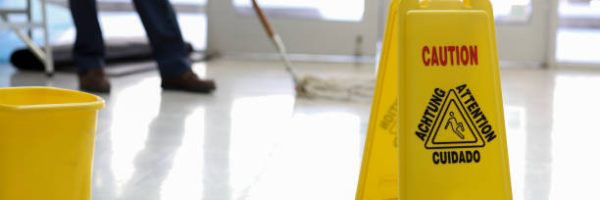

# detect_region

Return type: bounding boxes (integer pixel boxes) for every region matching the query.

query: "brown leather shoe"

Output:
[78,68,111,93]
[161,70,216,93]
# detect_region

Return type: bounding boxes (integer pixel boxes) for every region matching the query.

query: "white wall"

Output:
[496,0,552,65]
[206,0,378,57]
[207,0,553,66]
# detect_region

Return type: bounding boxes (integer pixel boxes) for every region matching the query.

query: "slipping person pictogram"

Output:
[445,111,465,139]
[424,89,485,149]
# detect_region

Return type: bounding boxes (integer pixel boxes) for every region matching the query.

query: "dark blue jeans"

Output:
[69,0,190,78]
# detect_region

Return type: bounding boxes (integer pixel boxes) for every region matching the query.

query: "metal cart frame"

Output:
[0,0,53,76]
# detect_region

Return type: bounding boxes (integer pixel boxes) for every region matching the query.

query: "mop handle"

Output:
[251,0,275,39]
[251,0,300,85]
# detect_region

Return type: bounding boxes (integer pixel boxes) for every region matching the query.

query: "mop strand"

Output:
[297,75,375,102]
[252,0,375,102]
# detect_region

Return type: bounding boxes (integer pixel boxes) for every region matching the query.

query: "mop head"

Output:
[296,75,375,102]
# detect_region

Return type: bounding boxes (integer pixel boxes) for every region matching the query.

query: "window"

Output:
[232,0,365,22]
[556,0,600,64]
[491,0,532,23]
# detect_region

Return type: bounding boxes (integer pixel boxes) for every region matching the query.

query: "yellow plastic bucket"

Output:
[0,87,104,200]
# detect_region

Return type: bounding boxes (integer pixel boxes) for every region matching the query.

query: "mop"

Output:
[251,0,375,102]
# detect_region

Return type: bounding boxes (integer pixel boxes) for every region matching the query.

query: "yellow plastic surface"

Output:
[357,0,512,199]
[0,87,104,200]
[355,0,401,199]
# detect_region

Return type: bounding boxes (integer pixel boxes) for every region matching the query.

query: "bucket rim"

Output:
[0,87,105,111]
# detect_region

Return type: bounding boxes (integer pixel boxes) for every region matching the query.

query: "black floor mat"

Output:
[10,39,199,76]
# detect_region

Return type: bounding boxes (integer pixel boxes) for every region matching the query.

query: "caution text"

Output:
[433,150,481,165]
[422,45,478,67]
[456,84,497,142]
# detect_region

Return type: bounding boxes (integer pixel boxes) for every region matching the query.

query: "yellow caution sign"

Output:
[355,0,401,199]
[356,0,512,199]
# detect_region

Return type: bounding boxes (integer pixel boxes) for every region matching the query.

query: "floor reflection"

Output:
[523,73,553,200]
[5,61,600,200]
[108,77,162,198]
[502,69,555,200]
[91,77,219,200]
[550,74,600,200]
[229,95,295,199]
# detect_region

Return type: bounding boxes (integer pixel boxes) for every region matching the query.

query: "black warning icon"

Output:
[425,89,485,149]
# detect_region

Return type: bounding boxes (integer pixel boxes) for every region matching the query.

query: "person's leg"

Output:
[69,0,110,93]
[131,0,189,78]
[132,0,215,93]
[69,0,105,71]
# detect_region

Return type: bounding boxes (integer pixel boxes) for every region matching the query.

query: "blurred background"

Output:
[1,0,599,200]
[2,0,599,67]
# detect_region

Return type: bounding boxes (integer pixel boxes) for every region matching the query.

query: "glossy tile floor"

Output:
[1,60,599,200]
